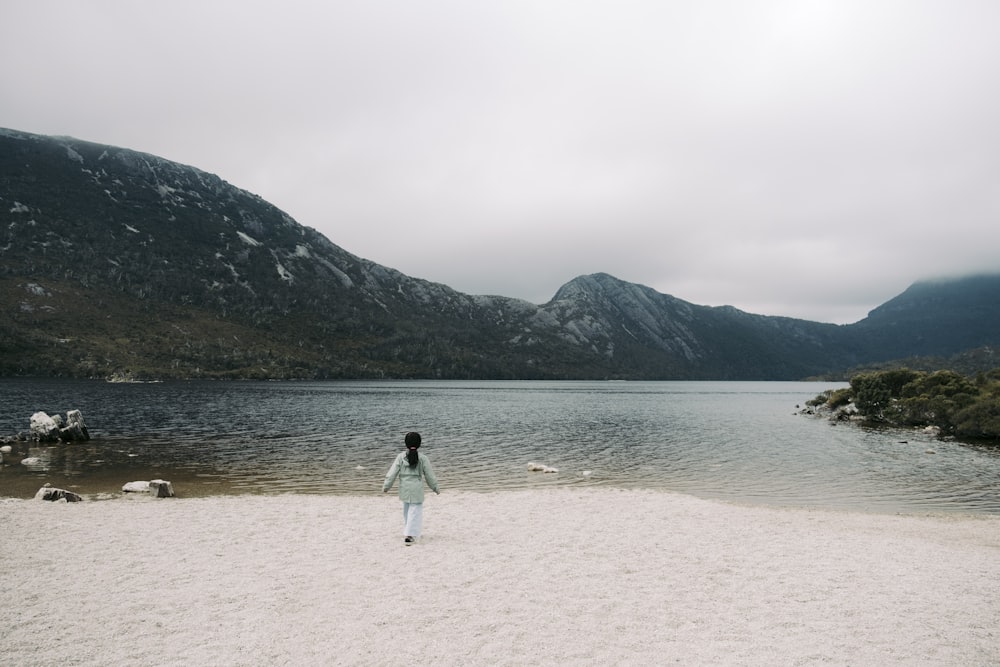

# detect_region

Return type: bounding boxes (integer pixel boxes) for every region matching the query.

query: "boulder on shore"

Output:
[34,485,84,502]
[123,479,175,498]
[122,481,150,493]
[150,479,175,498]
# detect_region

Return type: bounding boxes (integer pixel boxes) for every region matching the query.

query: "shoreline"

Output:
[3,465,998,518]
[4,485,999,521]
[3,487,998,665]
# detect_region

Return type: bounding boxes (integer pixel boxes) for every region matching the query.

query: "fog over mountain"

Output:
[5,2,1000,325]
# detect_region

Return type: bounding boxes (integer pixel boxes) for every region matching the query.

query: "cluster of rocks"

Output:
[31,409,90,442]
[1,409,91,444]
[1,409,91,467]
[2,409,89,468]
[797,400,943,449]
[33,479,176,503]
[2,408,176,502]
[797,401,862,422]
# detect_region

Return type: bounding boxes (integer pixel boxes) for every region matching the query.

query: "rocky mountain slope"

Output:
[2,128,998,380]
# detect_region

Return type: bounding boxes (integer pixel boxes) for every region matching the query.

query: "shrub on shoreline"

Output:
[813,368,1000,440]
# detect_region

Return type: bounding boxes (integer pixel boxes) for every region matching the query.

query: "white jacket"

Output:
[383,451,439,502]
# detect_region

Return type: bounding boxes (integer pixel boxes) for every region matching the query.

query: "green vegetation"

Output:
[806,387,852,410]
[812,368,1000,440]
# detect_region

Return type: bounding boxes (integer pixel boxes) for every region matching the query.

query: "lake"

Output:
[1,379,998,515]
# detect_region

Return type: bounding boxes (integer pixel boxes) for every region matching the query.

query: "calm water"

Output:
[1,379,998,515]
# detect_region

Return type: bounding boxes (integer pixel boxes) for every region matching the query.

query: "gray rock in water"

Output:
[61,410,90,442]
[27,410,90,443]
[29,412,60,442]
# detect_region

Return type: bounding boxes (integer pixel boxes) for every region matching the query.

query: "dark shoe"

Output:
[404,536,414,544]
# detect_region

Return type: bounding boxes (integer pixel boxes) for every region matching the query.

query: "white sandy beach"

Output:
[2,488,998,666]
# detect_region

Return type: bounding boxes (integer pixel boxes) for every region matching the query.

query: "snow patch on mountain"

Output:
[315,257,353,288]
[24,283,51,297]
[237,231,261,247]
[276,261,293,283]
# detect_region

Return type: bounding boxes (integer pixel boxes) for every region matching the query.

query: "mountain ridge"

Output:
[3,128,999,380]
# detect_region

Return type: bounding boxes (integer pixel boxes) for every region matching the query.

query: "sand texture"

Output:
[2,488,998,666]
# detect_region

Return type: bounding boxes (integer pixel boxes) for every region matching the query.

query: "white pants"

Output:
[402,502,424,538]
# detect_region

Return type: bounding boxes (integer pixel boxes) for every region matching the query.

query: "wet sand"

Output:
[2,488,998,665]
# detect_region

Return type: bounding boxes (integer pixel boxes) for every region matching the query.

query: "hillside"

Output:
[2,128,999,380]
[851,274,1000,360]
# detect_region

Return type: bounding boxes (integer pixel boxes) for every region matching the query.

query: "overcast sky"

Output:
[4,1,999,323]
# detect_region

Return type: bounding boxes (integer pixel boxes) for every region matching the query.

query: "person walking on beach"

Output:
[382,431,439,544]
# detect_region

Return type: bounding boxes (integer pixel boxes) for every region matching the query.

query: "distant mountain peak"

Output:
[3,128,1000,380]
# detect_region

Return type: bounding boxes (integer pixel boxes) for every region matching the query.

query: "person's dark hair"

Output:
[405,431,421,467]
